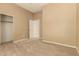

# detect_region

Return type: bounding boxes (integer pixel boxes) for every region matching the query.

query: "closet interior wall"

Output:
[0,14,13,44]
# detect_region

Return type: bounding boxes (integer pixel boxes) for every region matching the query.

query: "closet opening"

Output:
[0,14,13,44]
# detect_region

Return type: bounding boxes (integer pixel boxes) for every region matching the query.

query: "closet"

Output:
[0,14,13,44]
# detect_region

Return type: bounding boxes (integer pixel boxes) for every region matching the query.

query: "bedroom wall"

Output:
[42,3,77,47]
[33,11,42,20]
[77,4,79,51]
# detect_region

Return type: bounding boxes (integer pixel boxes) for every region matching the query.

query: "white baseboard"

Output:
[29,37,42,40]
[13,39,26,43]
[75,47,79,54]
[42,40,77,49]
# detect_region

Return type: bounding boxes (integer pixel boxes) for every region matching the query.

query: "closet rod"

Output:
[0,21,13,23]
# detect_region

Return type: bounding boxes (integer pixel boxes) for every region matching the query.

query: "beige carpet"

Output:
[0,40,78,56]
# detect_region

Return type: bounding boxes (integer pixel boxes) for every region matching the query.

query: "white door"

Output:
[29,20,40,39]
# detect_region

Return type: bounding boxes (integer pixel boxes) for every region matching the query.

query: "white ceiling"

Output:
[16,3,47,13]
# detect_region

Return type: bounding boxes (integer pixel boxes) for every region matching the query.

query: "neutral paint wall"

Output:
[42,4,77,47]
[77,4,79,51]
[0,4,33,41]
[33,11,42,20]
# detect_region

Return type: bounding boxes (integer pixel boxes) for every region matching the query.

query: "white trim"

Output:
[13,39,26,43]
[75,47,79,54]
[29,38,41,40]
[42,40,77,49]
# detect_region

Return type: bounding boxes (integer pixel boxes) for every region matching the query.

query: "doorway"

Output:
[29,20,40,39]
[0,14,13,44]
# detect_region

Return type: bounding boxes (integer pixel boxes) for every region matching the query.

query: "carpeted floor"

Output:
[0,40,78,56]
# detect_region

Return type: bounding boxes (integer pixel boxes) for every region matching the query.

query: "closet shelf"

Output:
[0,21,13,23]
